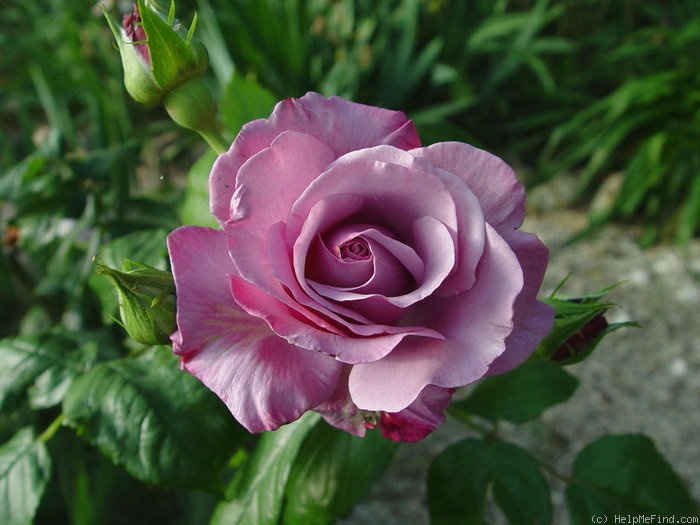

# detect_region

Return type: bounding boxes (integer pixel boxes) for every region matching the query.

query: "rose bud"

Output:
[95,259,176,345]
[105,0,209,106]
[549,310,609,364]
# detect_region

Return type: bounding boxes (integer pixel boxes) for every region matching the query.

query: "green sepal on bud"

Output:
[536,284,638,366]
[104,0,209,106]
[95,259,177,345]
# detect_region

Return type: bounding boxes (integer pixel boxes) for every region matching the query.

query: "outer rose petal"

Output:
[181,330,342,433]
[167,226,343,432]
[227,131,336,227]
[379,385,454,442]
[486,230,554,375]
[314,366,368,437]
[211,92,420,223]
[411,142,526,233]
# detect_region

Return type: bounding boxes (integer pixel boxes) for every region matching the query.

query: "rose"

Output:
[167,92,553,442]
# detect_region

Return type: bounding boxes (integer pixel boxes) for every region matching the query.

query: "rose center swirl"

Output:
[338,237,371,260]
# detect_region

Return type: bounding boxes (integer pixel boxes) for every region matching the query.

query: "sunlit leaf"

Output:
[0,333,91,411]
[63,349,244,494]
[0,428,51,525]
[283,424,398,525]
[180,149,218,228]
[219,74,277,136]
[211,413,319,525]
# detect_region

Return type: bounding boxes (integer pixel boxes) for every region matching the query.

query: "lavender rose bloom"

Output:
[167,92,553,442]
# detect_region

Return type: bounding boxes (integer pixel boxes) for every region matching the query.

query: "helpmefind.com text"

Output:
[591,515,699,524]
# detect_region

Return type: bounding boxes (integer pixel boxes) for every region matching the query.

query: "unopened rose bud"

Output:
[95,259,176,345]
[105,0,209,106]
[550,308,609,364]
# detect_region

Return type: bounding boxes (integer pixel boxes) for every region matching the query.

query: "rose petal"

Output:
[486,230,554,375]
[167,226,240,351]
[308,216,455,309]
[309,227,416,296]
[313,365,367,437]
[306,234,375,288]
[167,226,343,433]
[264,92,420,156]
[317,145,488,294]
[411,142,526,233]
[227,130,336,227]
[230,272,438,364]
[287,154,458,246]
[348,225,523,412]
[271,199,446,342]
[210,92,420,223]
[181,331,342,433]
[379,385,453,442]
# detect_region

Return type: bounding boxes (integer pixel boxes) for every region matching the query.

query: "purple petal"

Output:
[263,92,421,156]
[321,144,487,294]
[287,153,458,251]
[348,225,523,412]
[210,92,420,223]
[308,216,455,309]
[230,272,437,364]
[486,230,554,375]
[305,233,375,289]
[411,142,526,233]
[167,226,239,351]
[227,131,336,227]
[167,226,343,432]
[181,331,342,433]
[313,366,368,437]
[309,226,418,298]
[379,385,454,442]
[269,203,445,344]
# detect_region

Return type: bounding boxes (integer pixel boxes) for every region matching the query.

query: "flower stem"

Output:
[446,406,497,437]
[39,413,65,443]
[198,128,228,155]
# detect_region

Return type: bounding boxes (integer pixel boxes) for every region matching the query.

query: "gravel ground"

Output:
[340,203,700,524]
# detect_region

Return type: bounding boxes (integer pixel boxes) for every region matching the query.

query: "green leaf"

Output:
[211,413,319,525]
[62,349,244,494]
[0,428,52,525]
[180,148,218,227]
[567,434,699,524]
[450,360,578,424]
[428,438,552,525]
[0,333,91,411]
[219,74,277,136]
[282,424,398,525]
[94,229,170,271]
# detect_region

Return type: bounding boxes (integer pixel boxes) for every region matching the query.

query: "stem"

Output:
[39,413,65,443]
[198,128,228,155]
[446,406,497,437]
[532,454,576,484]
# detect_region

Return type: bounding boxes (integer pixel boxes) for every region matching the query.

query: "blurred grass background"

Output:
[1,0,699,522]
